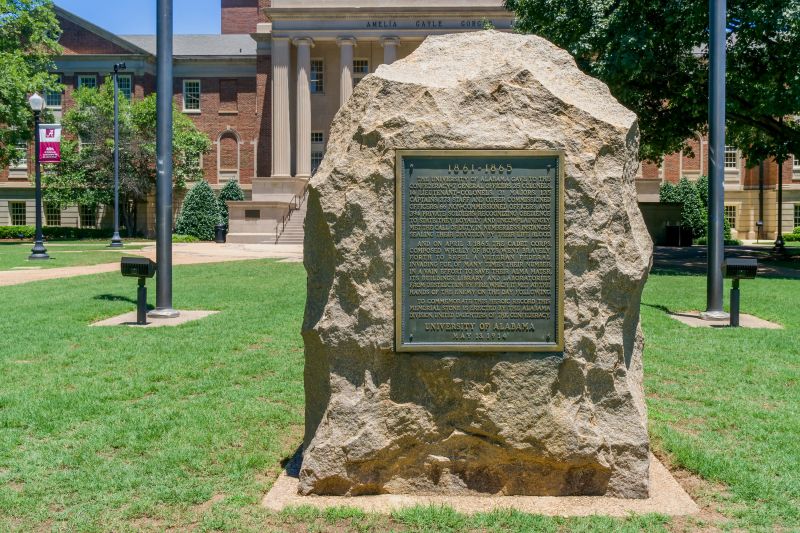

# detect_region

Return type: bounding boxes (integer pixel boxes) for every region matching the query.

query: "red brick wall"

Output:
[58,16,132,55]
[174,76,258,185]
[221,0,259,34]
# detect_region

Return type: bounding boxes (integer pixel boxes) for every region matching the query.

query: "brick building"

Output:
[1,1,797,242]
[638,140,800,240]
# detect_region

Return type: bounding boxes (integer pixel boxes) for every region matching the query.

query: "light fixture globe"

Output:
[28,92,45,112]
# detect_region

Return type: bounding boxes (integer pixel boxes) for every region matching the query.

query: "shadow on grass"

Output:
[94,293,155,310]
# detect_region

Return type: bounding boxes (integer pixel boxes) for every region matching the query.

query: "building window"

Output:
[793,155,800,170]
[117,74,132,101]
[183,80,201,111]
[219,79,238,113]
[77,75,97,89]
[353,59,369,87]
[724,146,739,169]
[724,205,737,229]
[79,205,97,228]
[794,204,800,229]
[45,204,61,227]
[310,60,324,94]
[218,130,239,182]
[10,143,28,170]
[45,74,63,108]
[9,202,26,226]
[311,151,324,175]
[311,131,324,144]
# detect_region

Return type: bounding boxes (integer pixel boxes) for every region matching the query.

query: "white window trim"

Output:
[46,74,63,109]
[117,74,133,101]
[182,79,201,113]
[9,201,28,226]
[10,143,28,171]
[310,59,324,95]
[724,203,739,230]
[311,131,324,145]
[77,74,97,90]
[352,58,370,87]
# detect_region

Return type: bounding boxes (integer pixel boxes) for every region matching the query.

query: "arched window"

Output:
[217,130,240,183]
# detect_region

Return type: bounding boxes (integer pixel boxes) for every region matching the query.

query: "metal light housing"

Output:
[28,92,45,112]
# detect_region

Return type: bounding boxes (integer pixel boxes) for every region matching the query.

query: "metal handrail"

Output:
[274,184,310,244]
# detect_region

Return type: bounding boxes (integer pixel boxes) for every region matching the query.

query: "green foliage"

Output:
[172,234,200,243]
[783,232,800,242]
[659,177,707,239]
[174,181,220,241]
[0,0,62,167]
[216,180,245,226]
[505,0,800,164]
[44,81,211,236]
[0,225,112,240]
[660,175,738,242]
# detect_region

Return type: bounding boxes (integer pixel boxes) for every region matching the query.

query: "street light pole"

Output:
[702,0,728,321]
[110,62,126,248]
[774,117,786,255]
[28,93,49,261]
[150,0,179,318]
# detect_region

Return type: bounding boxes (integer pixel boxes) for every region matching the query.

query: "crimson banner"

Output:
[39,124,61,163]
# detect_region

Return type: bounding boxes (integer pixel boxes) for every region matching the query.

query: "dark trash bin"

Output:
[679,226,694,247]
[665,225,681,246]
[214,224,227,244]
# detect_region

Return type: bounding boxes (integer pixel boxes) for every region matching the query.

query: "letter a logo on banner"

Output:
[39,124,62,163]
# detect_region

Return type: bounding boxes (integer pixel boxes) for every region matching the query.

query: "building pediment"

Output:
[55,7,152,57]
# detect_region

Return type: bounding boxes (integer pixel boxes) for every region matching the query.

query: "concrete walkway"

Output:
[0,243,303,287]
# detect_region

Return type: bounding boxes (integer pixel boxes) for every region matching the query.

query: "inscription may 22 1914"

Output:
[395,150,564,352]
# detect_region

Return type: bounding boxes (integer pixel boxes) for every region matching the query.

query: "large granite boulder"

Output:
[300,31,653,498]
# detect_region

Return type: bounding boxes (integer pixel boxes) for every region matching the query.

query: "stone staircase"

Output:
[276,199,307,245]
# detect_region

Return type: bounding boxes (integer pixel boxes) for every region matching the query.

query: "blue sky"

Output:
[54,0,221,35]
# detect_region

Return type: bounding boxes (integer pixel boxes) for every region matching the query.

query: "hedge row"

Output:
[0,226,114,240]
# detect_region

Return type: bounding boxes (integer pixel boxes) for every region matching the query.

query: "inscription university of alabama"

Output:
[395,150,565,352]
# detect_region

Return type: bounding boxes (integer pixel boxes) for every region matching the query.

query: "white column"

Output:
[294,37,313,179]
[381,37,400,65]
[271,37,291,178]
[337,37,356,108]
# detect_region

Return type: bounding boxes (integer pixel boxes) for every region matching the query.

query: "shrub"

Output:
[217,180,244,226]
[0,226,114,240]
[172,234,199,243]
[784,233,800,242]
[696,236,742,246]
[174,180,220,241]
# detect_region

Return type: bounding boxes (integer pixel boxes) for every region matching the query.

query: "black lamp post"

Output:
[28,92,49,261]
[110,62,127,248]
[702,0,728,321]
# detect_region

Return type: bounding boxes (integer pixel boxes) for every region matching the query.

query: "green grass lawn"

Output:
[0,242,148,271]
[0,260,798,531]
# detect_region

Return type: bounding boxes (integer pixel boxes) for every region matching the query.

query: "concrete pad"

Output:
[669,311,782,329]
[262,454,698,517]
[91,310,219,328]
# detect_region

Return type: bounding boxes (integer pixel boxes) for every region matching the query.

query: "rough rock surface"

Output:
[300,31,653,498]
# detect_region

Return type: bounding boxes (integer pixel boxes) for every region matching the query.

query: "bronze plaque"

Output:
[395,150,564,352]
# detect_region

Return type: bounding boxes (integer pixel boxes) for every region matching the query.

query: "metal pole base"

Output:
[110,232,124,248]
[773,238,786,256]
[730,281,740,328]
[148,308,180,319]
[700,309,729,321]
[29,241,50,260]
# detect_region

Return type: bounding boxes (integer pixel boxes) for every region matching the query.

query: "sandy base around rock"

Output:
[90,310,219,328]
[262,454,698,517]
[669,311,782,329]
